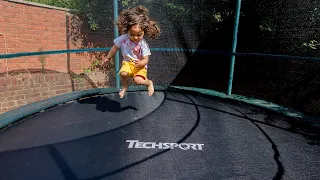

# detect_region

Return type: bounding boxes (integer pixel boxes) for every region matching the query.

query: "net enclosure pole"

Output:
[227,0,242,95]
[113,0,120,89]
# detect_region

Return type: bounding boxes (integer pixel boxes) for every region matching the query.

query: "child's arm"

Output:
[134,55,149,68]
[104,45,119,62]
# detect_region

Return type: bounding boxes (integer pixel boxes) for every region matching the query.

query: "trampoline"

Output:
[0,87,319,180]
[1,0,320,179]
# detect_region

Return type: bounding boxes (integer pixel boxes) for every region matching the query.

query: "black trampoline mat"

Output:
[0,90,319,180]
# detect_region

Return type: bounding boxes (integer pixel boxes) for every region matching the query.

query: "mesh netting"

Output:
[0,0,319,118]
[135,0,320,117]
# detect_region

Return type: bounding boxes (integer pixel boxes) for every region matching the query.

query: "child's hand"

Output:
[102,57,111,68]
[133,60,144,68]
[104,57,111,63]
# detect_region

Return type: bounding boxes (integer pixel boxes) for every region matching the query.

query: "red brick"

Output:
[56,89,68,95]
[13,95,25,100]
[31,88,41,94]
[41,83,50,87]
[0,108,9,114]
[31,25,47,31]
[2,101,16,107]
[55,81,68,86]
[0,16,5,22]
[4,78,11,86]
[49,75,56,81]
[29,6,45,13]
[0,78,4,87]
[16,34,33,40]
[42,91,55,96]
[9,59,27,63]
[11,78,17,85]
[45,76,50,82]
[6,96,15,101]
[4,6,20,14]
[50,86,62,90]
[14,85,23,91]
[62,84,72,89]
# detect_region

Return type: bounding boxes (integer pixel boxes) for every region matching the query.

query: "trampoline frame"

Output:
[0,0,319,129]
[1,85,318,130]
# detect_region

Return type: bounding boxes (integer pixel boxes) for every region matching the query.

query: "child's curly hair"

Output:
[117,6,160,39]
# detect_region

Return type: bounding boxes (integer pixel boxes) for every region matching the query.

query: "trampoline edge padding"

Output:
[0,85,168,129]
[1,85,318,130]
[169,86,320,125]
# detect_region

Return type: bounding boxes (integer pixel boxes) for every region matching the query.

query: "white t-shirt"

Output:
[114,34,151,62]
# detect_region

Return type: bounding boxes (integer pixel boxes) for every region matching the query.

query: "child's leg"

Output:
[118,61,132,98]
[119,72,130,98]
[133,76,154,96]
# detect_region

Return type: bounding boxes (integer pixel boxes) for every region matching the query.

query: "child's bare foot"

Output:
[119,87,127,98]
[147,80,154,96]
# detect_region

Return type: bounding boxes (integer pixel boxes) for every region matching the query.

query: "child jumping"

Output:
[103,6,160,98]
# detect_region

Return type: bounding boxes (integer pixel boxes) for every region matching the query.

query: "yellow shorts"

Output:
[119,60,147,80]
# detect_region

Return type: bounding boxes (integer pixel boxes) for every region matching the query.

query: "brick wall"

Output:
[0,0,115,114]
[0,0,69,72]
[0,71,113,113]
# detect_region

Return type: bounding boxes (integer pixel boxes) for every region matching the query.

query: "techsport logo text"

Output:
[126,140,204,151]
